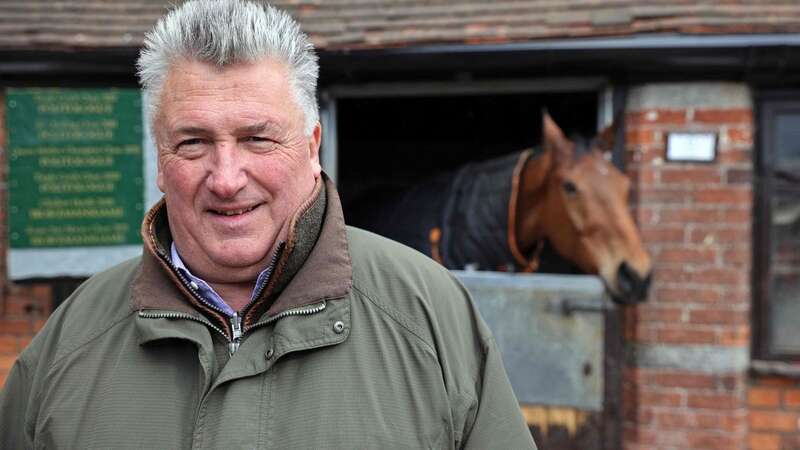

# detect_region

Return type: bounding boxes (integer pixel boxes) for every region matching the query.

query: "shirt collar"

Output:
[169,242,276,317]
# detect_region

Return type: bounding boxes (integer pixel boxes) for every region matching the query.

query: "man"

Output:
[0,1,536,448]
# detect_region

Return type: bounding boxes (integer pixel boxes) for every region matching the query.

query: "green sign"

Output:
[7,88,143,248]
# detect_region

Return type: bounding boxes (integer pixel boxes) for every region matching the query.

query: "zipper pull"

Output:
[229,312,242,354]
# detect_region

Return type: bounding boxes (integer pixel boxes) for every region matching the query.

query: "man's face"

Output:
[154,58,321,283]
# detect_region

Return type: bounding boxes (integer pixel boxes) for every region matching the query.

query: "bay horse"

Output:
[350,113,652,304]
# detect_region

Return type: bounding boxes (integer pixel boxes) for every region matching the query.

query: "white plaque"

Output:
[666,132,717,162]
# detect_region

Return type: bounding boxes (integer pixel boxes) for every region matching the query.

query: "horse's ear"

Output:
[542,110,572,165]
[595,120,617,154]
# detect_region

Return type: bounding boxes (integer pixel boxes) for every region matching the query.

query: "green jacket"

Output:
[0,177,536,450]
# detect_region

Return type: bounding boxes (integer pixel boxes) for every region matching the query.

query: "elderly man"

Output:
[0,1,536,448]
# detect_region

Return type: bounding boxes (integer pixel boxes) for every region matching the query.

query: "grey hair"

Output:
[137,0,319,135]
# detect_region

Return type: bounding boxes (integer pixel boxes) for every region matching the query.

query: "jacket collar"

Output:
[131,174,353,331]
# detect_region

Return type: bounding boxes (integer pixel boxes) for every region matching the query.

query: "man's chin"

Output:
[205,243,273,271]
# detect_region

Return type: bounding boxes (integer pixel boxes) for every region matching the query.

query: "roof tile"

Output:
[1,0,800,51]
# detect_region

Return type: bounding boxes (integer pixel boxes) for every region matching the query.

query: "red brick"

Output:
[0,354,17,371]
[693,188,751,205]
[722,208,753,224]
[645,370,716,389]
[0,319,35,335]
[639,188,689,204]
[3,296,50,318]
[689,308,748,325]
[726,127,753,146]
[758,376,797,388]
[687,430,739,450]
[781,434,800,450]
[749,433,782,450]
[640,389,684,407]
[653,267,690,283]
[658,247,717,264]
[697,411,743,432]
[635,206,657,225]
[687,267,745,285]
[635,306,684,323]
[31,284,52,302]
[653,286,721,303]
[749,410,799,431]
[654,429,689,446]
[784,389,800,409]
[641,226,685,243]
[623,404,654,425]
[0,335,19,355]
[749,387,782,407]
[687,392,740,409]
[656,327,716,345]
[723,248,751,266]
[726,168,752,184]
[623,424,657,446]
[655,411,694,428]
[627,168,657,187]
[688,227,750,245]
[658,207,721,224]
[718,287,751,304]
[634,146,666,164]
[717,326,750,346]
[19,334,33,352]
[718,148,752,164]
[627,109,687,125]
[693,108,753,124]
[626,128,658,147]
[660,166,722,185]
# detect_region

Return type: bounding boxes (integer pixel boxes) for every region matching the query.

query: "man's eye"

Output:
[242,136,270,143]
[178,138,205,147]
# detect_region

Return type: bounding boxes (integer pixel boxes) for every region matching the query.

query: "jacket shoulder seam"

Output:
[48,308,135,372]
[351,284,436,356]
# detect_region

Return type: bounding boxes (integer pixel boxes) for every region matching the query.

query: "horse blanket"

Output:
[370,150,534,270]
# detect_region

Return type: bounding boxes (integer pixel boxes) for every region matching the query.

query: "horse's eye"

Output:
[562,181,578,195]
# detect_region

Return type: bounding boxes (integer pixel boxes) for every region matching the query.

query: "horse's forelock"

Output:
[569,134,592,158]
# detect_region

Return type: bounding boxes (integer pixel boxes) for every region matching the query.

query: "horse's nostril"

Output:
[617,262,635,294]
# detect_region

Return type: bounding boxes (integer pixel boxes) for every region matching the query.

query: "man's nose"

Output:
[207,144,247,198]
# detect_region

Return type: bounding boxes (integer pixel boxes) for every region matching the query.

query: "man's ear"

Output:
[309,122,322,177]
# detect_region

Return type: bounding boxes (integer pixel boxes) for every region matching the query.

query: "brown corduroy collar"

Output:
[131,174,353,334]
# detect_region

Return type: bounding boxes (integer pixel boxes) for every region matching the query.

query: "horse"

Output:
[348,113,652,304]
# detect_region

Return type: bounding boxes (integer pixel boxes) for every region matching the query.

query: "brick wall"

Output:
[747,377,800,450]
[623,83,753,450]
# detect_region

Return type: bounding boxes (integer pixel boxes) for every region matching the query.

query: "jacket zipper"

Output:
[150,232,323,354]
[137,311,230,344]
[229,312,243,354]
[245,301,327,333]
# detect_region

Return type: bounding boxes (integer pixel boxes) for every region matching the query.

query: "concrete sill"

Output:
[750,360,800,378]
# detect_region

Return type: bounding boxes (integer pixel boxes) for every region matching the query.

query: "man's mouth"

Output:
[210,204,259,216]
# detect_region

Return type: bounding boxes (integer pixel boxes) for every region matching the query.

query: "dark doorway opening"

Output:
[336,91,598,213]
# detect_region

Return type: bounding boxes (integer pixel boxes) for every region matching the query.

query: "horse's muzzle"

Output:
[614,261,652,304]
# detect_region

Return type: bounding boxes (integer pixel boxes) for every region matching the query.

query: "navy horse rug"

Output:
[355,150,534,270]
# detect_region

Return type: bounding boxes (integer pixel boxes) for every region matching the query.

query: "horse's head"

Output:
[516,113,653,304]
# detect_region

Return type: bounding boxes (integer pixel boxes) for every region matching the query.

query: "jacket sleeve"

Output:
[0,356,36,449]
[460,335,537,450]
